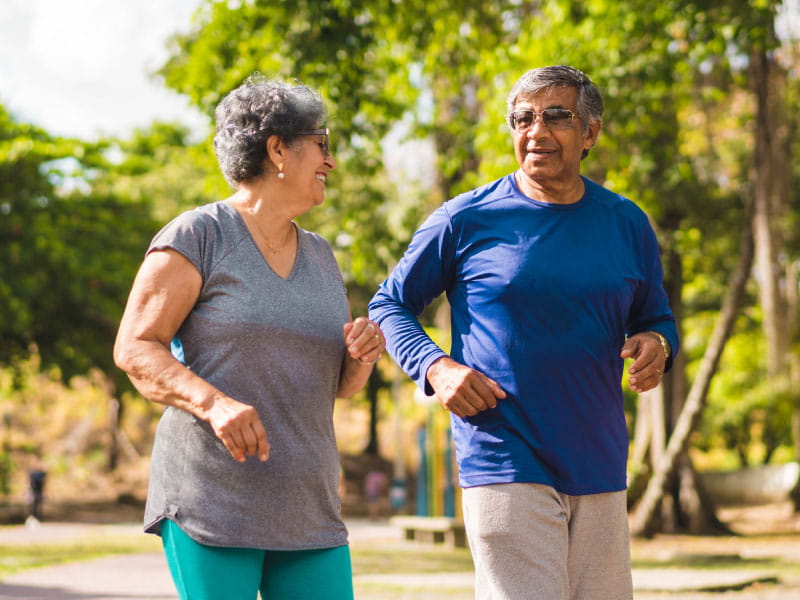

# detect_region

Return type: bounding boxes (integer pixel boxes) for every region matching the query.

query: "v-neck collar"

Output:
[226,202,302,282]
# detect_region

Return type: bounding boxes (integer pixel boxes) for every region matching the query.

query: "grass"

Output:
[3,522,800,599]
[632,553,781,570]
[354,581,473,600]
[0,529,161,577]
[0,528,474,578]
[351,541,475,600]
[350,544,473,575]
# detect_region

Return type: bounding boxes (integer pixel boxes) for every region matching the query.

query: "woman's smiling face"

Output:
[287,132,336,209]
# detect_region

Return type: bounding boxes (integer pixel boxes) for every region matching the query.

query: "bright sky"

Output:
[1,0,797,144]
[0,0,207,140]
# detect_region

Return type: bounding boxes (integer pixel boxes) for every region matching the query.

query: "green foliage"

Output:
[157,0,432,300]
[0,0,797,479]
[694,319,789,466]
[90,122,216,221]
[151,0,800,464]
[0,125,155,386]
[0,107,213,391]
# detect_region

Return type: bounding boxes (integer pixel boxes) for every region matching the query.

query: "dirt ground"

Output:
[629,501,800,562]
[717,502,800,536]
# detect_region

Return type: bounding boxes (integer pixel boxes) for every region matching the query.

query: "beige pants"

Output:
[462,483,632,600]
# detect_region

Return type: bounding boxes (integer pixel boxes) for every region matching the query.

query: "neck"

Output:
[515,171,585,205]
[230,189,295,254]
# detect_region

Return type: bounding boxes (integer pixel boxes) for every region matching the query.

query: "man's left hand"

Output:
[620,332,667,393]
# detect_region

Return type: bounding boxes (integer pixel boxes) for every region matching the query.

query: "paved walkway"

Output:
[0,552,174,599]
[1,519,800,599]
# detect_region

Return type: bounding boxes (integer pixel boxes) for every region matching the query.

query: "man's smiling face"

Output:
[512,86,599,189]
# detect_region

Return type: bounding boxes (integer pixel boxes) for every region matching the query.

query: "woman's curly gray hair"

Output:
[213,74,327,187]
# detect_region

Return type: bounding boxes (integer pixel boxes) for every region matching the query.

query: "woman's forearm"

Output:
[336,355,375,398]
[115,338,222,419]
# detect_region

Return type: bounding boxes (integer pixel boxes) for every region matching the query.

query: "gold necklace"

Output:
[250,213,294,255]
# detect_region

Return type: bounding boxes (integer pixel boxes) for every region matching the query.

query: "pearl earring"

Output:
[277,164,285,180]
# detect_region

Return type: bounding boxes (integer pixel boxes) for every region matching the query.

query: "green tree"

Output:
[0,106,159,387]
[154,0,799,525]
[0,109,213,470]
[157,0,437,455]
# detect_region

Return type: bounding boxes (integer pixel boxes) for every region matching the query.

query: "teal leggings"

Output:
[161,519,354,600]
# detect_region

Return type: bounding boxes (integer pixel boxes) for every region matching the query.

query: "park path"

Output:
[1,517,800,599]
[0,520,413,600]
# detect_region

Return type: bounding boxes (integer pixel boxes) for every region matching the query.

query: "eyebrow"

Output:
[516,104,570,110]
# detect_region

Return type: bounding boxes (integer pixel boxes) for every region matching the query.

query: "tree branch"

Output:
[630,197,754,537]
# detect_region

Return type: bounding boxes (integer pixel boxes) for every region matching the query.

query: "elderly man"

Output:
[369,65,678,599]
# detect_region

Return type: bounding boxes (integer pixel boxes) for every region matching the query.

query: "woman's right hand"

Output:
[205,396,270,463]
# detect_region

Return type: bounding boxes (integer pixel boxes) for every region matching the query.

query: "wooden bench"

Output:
[389,515,467,548]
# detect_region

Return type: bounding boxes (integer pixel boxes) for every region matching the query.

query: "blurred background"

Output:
[0,0,798,539]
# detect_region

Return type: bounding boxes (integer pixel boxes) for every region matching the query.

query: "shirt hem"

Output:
[460,474,627,496]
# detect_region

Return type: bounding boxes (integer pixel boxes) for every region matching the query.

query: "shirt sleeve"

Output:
[368,206,456,393]
[626,218,680,371]
[147,209,211,280]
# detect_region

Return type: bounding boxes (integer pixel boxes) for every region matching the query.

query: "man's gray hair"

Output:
[506,65,603,133]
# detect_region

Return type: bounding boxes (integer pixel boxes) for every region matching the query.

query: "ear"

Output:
[583,119,602,153]
[265,134,286,166]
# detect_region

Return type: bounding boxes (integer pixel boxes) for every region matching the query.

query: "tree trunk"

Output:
[630,197,754,537]
[750,48,790,376]
[107,397,120,472]
[789,259,800,508]
[632,243,723,534]
[675,455,730,534]
[627,388,656,506]
[364,369,383,455]
[749,46,800,509]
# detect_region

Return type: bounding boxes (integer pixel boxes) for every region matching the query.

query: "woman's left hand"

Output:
[343,317,385,366]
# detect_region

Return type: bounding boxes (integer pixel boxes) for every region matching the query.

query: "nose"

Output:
[325,153,336,170]
[526,118,550,138]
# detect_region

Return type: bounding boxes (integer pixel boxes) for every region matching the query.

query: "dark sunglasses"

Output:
[506,109,577,131]
[297,128,330,155]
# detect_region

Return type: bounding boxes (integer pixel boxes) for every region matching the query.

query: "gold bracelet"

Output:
[649,331,671,361]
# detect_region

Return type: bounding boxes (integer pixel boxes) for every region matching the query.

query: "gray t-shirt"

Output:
[142,201,349,550]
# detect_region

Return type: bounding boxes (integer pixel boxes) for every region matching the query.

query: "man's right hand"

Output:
[426,356,506,418]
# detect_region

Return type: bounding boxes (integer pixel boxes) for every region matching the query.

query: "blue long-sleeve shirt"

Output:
[369,174,678,495]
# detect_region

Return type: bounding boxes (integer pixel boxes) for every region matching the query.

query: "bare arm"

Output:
[337,316,385,398]
[113,249,269,463]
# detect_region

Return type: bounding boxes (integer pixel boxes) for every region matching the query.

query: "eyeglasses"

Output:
[506,109,577,132]
[297,128,330,155]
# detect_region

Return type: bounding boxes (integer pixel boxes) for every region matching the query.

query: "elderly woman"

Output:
[113,75,382,600]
